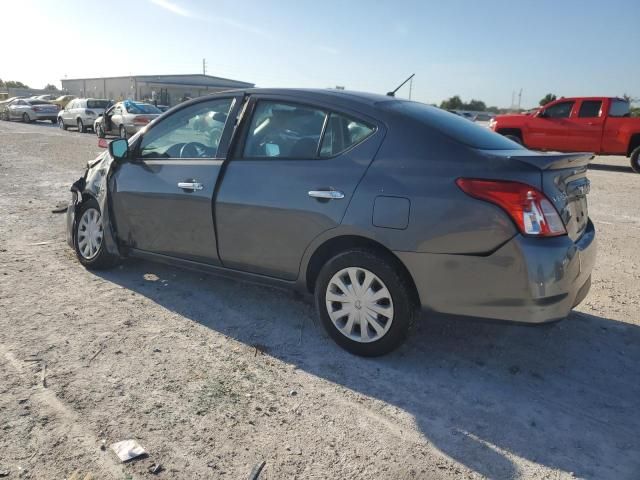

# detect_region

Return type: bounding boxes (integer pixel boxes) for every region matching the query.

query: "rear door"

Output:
[565,99,604,152]
[215,95,382,280]
[111,95,241,264]
[526,100,574,151]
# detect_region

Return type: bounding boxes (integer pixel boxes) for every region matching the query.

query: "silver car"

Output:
[5,98,58,123]
[67,89,596,356]
[58,98,111,133]
[94,100,162,139]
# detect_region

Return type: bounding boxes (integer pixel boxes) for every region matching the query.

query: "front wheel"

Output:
[119,125,127,139]
[58,118,67,130]
[314,249,417,356]
[96,123,105,138]
[630,146,640,174]
[73,198,119,269]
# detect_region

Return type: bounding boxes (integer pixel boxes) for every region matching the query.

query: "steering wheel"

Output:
[179,142,208,158]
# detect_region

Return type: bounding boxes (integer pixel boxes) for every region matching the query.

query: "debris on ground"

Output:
[110,440,147,462]
[148,463,163,474]
[248,460,266,480]
[0,469,10,477]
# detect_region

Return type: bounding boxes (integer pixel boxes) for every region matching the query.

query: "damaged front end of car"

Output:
[66,151,121,257]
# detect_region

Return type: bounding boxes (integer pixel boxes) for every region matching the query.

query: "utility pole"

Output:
[409,76,413,100]
[518,88,522,111]
[202,58,207,75]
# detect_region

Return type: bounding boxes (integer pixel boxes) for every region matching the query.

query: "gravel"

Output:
[1,120,639,479]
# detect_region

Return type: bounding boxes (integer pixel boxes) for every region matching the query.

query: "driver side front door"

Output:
[110,96,241,264]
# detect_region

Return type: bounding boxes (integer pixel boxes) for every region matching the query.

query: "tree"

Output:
[440,95,463,110]
[466,99,486,111]
[4,80,29,88]
[44,83,59,91]
[539,93,557,106]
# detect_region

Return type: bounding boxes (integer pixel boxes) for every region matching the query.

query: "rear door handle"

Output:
[308,189,344,199]
[178,181,204,191]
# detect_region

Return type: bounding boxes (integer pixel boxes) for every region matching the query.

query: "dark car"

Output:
[66,89,596,356]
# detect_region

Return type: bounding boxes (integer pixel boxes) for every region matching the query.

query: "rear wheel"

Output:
[314,249,417,356]
[22,113,31,123]
[50,119,56,124]
[119,125,127,139]
[73,198,119,269]
[77,118,85,133]
[630,146,640,174]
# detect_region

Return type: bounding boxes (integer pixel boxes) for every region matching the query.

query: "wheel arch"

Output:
[496,127,523,142]
[627,133,640,157]
[304,234,421,306]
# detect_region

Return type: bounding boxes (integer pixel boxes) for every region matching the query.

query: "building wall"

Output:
[61,75,253,106]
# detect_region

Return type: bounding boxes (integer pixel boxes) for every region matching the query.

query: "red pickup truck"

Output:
[489,97,640,173]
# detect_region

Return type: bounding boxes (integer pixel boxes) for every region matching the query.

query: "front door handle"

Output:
[178,181,204,191]
[308,189,345,199]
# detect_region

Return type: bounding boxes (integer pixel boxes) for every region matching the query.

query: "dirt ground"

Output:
[0,120,638,480]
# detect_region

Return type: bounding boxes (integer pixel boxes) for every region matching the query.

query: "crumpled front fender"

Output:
[65,152,121,256]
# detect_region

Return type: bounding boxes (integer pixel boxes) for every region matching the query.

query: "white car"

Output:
[58,98,111,133]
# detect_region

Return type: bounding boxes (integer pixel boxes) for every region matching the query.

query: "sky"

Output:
[3,0,639,108]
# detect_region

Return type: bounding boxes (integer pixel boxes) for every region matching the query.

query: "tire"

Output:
[73,198,119,270]
[22,112,31,123]
[58,118,67,130]
[96,123,105,138]
[119,125,127,139]
[505,134,523,145]
[314,249,417,356]
[50,119,57,124]
[630,146,640,174]
[77,118,85,133]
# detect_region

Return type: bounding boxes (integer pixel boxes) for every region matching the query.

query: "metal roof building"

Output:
[60,74,254,106]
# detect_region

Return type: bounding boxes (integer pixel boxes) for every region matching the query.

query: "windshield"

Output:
[124,102,161,114]
[87,99,111,109]
[386,101,524,150]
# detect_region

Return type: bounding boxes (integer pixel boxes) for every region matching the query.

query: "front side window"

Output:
[243,101,327,158]
[578,100,602,118]
[320,113,375,157]
[139,98,233,159]
[609,99,630,117]
[544,101,574,118]
[87,99,110,109]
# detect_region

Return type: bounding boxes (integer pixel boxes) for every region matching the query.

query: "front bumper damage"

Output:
[66,152,121,257]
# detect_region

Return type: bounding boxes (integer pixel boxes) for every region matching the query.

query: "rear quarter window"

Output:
[385,101,523,150]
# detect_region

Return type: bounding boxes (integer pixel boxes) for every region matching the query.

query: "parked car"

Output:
[0,97,25,120]
[52,95,76,109]
[489,97,640,172]
[94,100,162,138]
[67,89,596,356]
[4,98,58,123]
[58,98,111,133]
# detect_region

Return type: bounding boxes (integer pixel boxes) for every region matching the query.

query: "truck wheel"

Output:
[314,249,417,356]
[631,146,640,174]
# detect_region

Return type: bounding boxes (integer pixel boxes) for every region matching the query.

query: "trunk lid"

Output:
[508,152,592,241]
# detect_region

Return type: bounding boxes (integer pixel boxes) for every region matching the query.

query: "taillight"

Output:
[456,178,566,237]
[32,106,41,112]
[134,116,151,125]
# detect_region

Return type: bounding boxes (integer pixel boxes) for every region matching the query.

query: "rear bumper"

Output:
[34,113,58,121]
[396,219,597,323]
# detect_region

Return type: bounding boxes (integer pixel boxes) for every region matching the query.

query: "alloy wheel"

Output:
[325,267,394,343]
[77,208,103,260]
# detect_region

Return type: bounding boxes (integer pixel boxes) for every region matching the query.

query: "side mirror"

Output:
[537,109,546,118]
[109,138,129,160]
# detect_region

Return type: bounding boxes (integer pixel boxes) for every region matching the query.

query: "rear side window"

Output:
[87,99,110,109]
[609,99,630,117]
[578,100,602,118]
[385,101,524,150]
[243,101,327,158]
[544,101,574,118]
[320,113,375,157]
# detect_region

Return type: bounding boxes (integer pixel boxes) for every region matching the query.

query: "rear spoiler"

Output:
[506,152,594,170]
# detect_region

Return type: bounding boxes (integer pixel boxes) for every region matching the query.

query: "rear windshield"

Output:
[87,99,111,109]
[385,101,524,150]
[125,102,161,114]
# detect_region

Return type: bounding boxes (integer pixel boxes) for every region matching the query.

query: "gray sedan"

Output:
[66,89,596,356]
[94,100,162,139]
